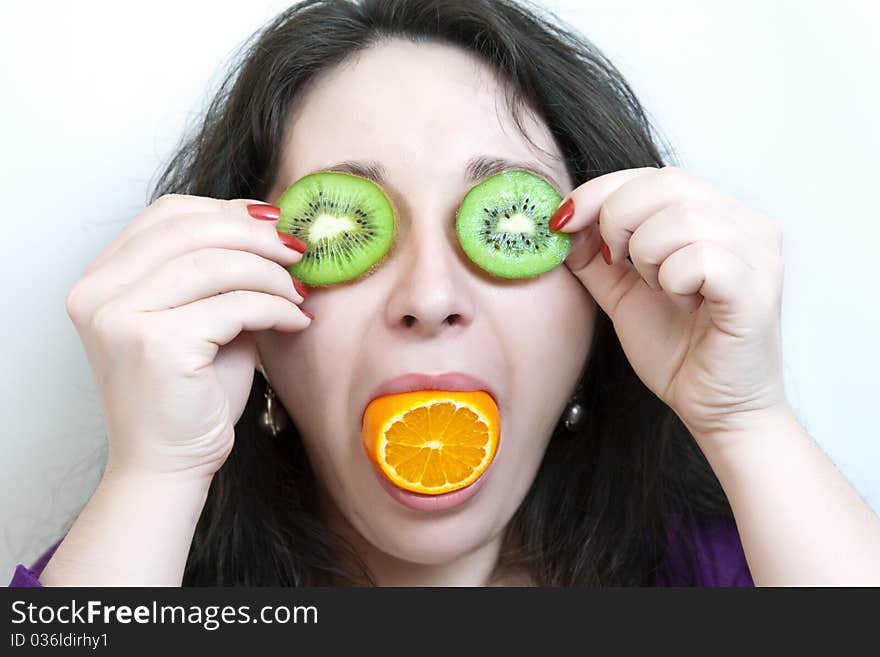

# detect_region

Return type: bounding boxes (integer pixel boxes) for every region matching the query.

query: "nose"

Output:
[385,214,473,337]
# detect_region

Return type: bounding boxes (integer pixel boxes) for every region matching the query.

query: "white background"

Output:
[2,0,878,576]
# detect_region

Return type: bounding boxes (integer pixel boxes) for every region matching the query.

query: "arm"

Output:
[696,404,880,586]
[37,466,212,586]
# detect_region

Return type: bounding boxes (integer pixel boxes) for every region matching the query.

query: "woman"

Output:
[10,0,880,586]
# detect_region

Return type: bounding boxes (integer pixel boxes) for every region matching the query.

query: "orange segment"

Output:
[362,390,500,495]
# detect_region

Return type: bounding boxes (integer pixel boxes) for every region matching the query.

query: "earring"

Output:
[562,382,586,432]
[257,365,289,437]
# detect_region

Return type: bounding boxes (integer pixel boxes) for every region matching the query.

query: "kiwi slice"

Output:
[456,169,571,279]
[276,171,398,286]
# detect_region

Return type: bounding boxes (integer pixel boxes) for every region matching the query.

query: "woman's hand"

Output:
[552,166,788,444]
[64,194,312,481]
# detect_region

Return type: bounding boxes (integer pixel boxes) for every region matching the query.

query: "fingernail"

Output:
[549,198,574,231]
[600,238,612,265]
[291,275,309,299]
[247,204,281,221]
[301,308,314,320]
[277,231,308,253]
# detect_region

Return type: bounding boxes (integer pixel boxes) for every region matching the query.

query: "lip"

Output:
[360,371,499,426]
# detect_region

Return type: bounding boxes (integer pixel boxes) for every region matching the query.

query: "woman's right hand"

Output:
[64,194,312,481]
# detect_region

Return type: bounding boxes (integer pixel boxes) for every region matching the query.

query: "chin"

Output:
[363,507,500,566]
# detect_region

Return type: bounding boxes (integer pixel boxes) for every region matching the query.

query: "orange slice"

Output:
[362,390,500,495]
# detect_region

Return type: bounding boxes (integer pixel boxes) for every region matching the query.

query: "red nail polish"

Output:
[549,198,574,231]
[301,308,314,320]
[600,238,612,265]
[247,204,281,221]
[277,231,308,253]
[291,276,309,299]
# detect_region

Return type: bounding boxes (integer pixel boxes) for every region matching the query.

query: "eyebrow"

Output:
[311,155,563,193]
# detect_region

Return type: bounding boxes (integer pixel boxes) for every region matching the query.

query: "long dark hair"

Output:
[151,0,733,586]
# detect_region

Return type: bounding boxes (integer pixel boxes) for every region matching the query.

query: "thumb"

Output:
[564,224,643,320]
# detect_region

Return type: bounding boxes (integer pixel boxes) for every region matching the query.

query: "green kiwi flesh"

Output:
[456,169,570,279]
[276,171,397,286]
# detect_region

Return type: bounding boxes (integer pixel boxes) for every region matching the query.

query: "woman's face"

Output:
[259,40,595,569]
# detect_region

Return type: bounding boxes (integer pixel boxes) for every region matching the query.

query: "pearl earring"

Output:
[563,399,584,430]
[562,382,586,432]
[257,365,288,437]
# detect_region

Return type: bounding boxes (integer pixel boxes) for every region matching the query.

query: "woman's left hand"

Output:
[553,166,789,444]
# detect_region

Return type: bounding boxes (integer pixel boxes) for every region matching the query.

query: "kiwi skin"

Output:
[455,168,571,280]
[276,171,400,288]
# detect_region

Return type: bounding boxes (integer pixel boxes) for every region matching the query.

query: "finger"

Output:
[657,240,762,324]
[594,166,755,266]
[564,220,646,321]
[75,211,305,318]
[84,196,277,276]
[155,290,313,366]
[549,167,658,233]
[628,200,754,291]
[120,248,306,313]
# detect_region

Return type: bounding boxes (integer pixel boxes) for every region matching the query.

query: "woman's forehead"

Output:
[274,41,568,194]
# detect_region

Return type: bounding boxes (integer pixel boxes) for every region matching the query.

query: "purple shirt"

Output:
[8,514,754,587]
[654,514,755,586]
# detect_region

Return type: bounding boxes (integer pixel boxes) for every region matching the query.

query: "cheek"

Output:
[497,271,594,445]
[506,270,594,371]
[266,325,365,511]
[256,311,353,438]
[473,274,594,512]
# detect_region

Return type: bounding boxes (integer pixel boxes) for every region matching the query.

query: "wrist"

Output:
[691,402,801,465]
[96,462,215,541]
[101,460,215,497]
